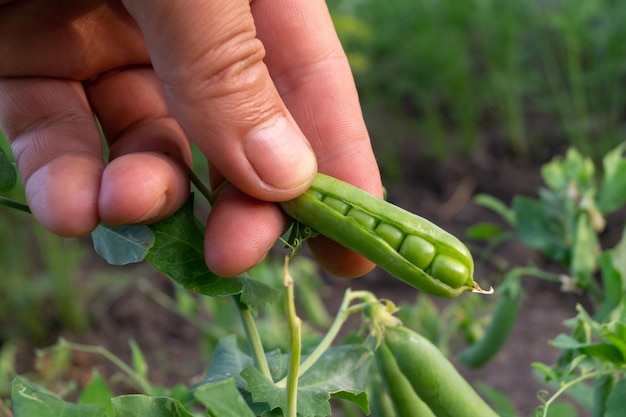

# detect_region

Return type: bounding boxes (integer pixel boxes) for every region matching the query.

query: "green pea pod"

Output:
[280,173,483,297]
[374,339,436,417]
[457,271,523,368]
[384,326,499,417]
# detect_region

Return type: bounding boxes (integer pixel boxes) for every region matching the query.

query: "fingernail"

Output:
[244,117,317,189]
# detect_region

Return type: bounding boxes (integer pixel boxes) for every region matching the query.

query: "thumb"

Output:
[121,0,317,201]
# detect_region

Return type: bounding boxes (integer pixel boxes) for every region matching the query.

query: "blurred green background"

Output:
[329,0,626,178]
[2,0,626,406]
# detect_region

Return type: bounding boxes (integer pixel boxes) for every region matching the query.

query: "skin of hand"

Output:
[0,0,383,278]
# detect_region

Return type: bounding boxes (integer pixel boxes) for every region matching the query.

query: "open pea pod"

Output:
[280,173,486,298]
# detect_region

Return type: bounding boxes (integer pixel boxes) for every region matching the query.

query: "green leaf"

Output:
[193,378,255,417]
[12,377,107,417]
[144,195,281,307]
[242,344,372,417]
[145,196,243,297]
[237,276,282,310]
[202,335,254,388]
[111,395,194,417]
[465,222,505,241]
[551,335,625,364]
[474,194,516,226]
[0,146,16,193]
[605,378,626,417]
[129,340,149,381]
[598,142,626,214]
[91,224,155,265]
[513,196,567,260]
[78,371,115,417]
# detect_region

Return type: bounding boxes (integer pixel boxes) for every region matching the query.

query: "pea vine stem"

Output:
[276,289,377,388]
[235,296,273,381]
[283,257,302,417]
[39,338,154,396]
[540,368,622,417]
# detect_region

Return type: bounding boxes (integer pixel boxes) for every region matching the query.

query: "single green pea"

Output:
[323,196,350,215]
[429,255,470,289]
[346,207,378,229]
[399,235,436,270]
[375,223,404,250]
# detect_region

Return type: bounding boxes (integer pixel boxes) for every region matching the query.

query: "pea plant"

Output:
[460,143,626,416]
[4,141,625,416]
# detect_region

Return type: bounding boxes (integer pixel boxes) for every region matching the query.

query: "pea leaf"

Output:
[0,146,17,193]
[78,371,115,417]
[91,224,154,265]
[193,377,255,417]
[474,194,516,226]
[145,195,244,298]
[129,340,149,381]
[11,377,107,417]
[242,344,372,417]
[513,196,568,261]
[202,335,254,388]
[144,195,281,306]
[111,395,193,417]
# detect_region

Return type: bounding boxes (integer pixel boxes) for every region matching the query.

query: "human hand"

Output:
[0,0,382,278]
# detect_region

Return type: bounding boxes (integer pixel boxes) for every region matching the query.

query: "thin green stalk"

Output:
[540,368,622,417]
[283,258,301,417]
[187,164,230,205]
[234,296,272,380]
[0,196,30,213]
[276,289,376,388]
[39,339,154,395]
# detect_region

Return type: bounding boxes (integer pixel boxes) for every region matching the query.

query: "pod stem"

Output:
[235,295,272,381]
[0,196,31,214]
